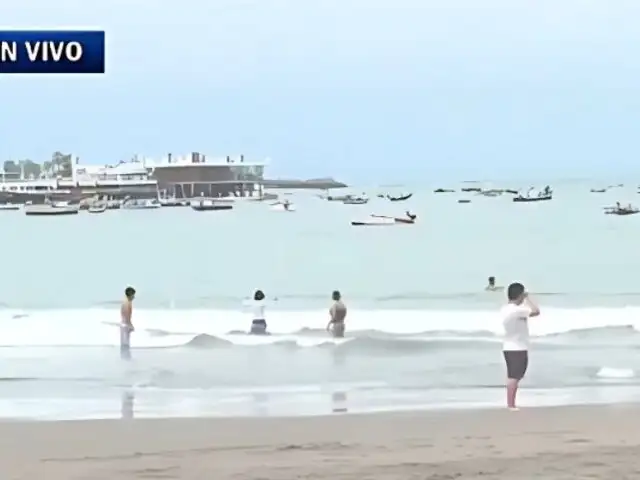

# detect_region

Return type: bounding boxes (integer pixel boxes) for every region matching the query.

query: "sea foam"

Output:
[1,306,639,348]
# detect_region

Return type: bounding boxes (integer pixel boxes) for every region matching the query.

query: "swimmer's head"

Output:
[488,276,495,286]
[254,289,265,301]
[332,290,341,301]
[507,282,526,304]
[125,286,136,300]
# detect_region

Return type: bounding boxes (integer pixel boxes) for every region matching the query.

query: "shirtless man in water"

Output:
[326,290,347,338]
[120,286,136,360]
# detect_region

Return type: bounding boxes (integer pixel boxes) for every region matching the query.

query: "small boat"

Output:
[122,199,161,209]
[370,213,416,224]
[0,203,20,211]
[271,202,296,212]
[88,203,107,214]
[351,217,395,226]
[322,194,352,201]
[461,187,482,192]
[25,204,79,216]
[605,209,639,216]
[505,189,519,195]
[590,188,607,193]
[458,199,471,203]
[343,197,369,205]
[433,188,455,193]
[387,193,413,202]
[479,189,502,197]
[513,195,552,202]
[191,199,233,211]
[159,198,189,207]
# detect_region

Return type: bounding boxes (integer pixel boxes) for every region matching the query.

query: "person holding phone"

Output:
[500,282,540,410]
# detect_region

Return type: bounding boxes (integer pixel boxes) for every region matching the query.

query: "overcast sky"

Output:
[1,0,639,182]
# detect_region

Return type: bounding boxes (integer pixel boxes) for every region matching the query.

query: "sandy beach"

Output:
[2,404,640,479]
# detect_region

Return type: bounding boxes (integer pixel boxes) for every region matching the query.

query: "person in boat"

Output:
[326,290,347,338]
[485,276,504,292]
[120,286,136,360]
[246,289,269,335]
[405,211,417,220]
[283,199,290,211]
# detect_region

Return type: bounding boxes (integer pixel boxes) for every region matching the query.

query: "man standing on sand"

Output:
[500,282,540,410]
[326,290,347,338]
[120,286,136,360]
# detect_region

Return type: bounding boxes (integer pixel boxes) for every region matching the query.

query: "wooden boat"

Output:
[191,199,233,211]
[505,189,519,195]
[88,203,107,213]
[370,214,416,224]
[433,188,455,193]
[343,197,369,205]
[513,195,552,202]
[25,204,79,216]
[590,188,607,193]
[0,203,21,211]
[387,193,413,202]
[458,199,471,203]
[461,187,482,192]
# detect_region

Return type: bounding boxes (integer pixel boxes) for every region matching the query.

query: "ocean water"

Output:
[2,180,640,420]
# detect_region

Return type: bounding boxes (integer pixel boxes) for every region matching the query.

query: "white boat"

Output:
[271,202,296,212]
[0,203,21,211]
[88,203,107,213]
[25,204,79,216]
[122,199,161,209]
[158,198,188,207]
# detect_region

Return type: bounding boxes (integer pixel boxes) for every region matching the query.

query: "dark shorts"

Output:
[503,350,528,380]
[250,319,267,335]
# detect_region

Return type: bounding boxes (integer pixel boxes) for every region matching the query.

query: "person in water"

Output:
[120,286,136,360]
[485,276,503,291]
[405,211,417,220]
[326,290,347,338]
[247,289,268,334]
[500,282,540,410]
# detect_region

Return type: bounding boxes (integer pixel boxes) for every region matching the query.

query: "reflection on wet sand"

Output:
[252,393,269,416]
[332,391,348,413]
[121,389,135,420]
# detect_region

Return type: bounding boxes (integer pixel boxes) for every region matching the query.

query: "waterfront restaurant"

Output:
[145,152,269,199]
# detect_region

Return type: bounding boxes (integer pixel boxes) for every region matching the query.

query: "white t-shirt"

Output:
[500,303,532,351]
[244,299,267,320]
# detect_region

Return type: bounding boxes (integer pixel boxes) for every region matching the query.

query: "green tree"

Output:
[52,151,73,177]
[2,160,19,175]
[19,159,41,179]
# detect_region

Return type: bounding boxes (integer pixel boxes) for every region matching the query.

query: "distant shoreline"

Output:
[263,178,347,189]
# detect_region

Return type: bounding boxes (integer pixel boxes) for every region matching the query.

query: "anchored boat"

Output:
[25,204,79,216]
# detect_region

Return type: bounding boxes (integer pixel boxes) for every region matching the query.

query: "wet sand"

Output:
[4,404,640,479]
